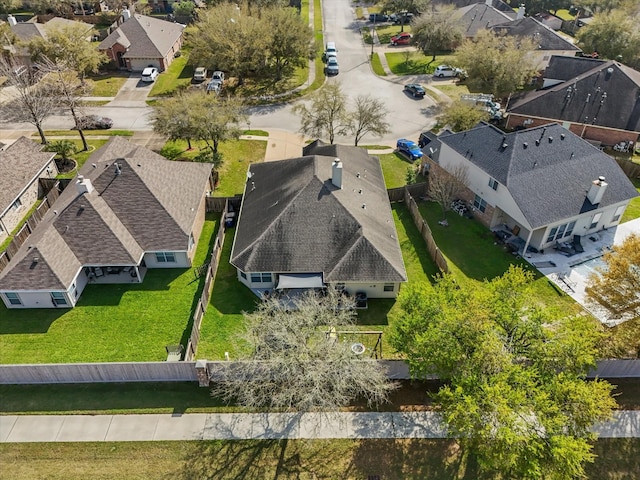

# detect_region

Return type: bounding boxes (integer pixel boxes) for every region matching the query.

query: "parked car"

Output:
[404,83,425,98]
[396,138,424,161]
[391,12,414,24]
[369,13,389,22]
[323,41,337,62]
[206,81,221,95]
[433,65,464,78]
[193,67,207,82]
[390,32,412,46]
[141,67,159,82]
[211,71,225,84]
[325,57,339,76]
[73,115,113,130]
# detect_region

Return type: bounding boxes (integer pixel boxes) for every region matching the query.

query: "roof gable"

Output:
[453,3,514,36]
[491,17,579,51]
[0,136,55,215]
[543,55,606,81]
[509,61,640,132]
[99,14,184,58]
[439,123,639,228]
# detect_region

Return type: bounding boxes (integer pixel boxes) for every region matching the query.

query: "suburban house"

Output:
[451,0,515,38]
[230,142,407,299]
[490,16,581,70]
[98,10,184,72]
[424,122,638,254]
[0,137,58,244]
[506,57,640,146]
[5,15,95,65]
[0,136,213,309]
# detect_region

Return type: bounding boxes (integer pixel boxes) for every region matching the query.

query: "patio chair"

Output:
[573,235,584,253]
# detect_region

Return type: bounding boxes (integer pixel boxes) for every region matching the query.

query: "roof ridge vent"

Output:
[560,133,565,140]
[523,142,528,148]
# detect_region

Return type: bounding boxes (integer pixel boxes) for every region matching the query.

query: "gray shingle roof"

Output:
[438,123,639,228]
[98,14,184,59]
[434,0,515,14]
[491,17,579,51]
[508,61,640,132]
[543,55,605,82]
[453,3,515,36]
[230,144,407,283]
[0,137,212,291]
[0,136,55,216]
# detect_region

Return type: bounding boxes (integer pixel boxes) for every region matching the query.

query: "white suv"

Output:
[141,67,159,82]
[433,65,463,78]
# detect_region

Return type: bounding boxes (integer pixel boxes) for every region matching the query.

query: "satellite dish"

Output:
[351,343,366,355]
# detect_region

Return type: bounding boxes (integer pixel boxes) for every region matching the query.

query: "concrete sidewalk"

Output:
[1,411,638,443]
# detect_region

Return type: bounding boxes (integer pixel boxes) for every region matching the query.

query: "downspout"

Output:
[522,228,533,257]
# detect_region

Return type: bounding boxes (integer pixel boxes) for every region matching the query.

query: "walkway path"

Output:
[1,411,638,443]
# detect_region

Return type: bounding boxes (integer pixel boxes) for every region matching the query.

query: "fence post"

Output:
[195,359,211,387]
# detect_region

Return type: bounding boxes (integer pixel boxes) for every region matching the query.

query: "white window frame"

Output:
[383,284,394,292]
[473,195,487,213]
[5,292,22,305]
[11,199,22,211]
[155,252,176,263]
[589,213,602,230]
[488,178,498,191]
[612,206,625,222]
[51,292,67,306]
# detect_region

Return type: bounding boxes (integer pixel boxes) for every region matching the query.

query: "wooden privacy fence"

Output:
[387,182,427,203]
[614,158,640,179]
[403,188,450,274]
[0,184,61,274]
[184,199,230,361]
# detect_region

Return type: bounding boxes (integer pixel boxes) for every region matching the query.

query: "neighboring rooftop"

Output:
[490,17,580,52]
[437,123,639,228]
[0,136,55,216]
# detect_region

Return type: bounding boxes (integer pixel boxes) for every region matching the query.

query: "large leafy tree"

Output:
[151,92,198,150]
[576,9,640,68]
[391,267,616,479]
[381,0,430,31]
[0,59,57,144]
[190,93,247,155]
[349,94,390,146]
[28,24,107,80]
[586,232,640,319]
[213,288,396,411]
[437,99,490,133]
[293,83,350,144]
[455,30,537,99]
[411,6,463,62]
[262,6,313,80]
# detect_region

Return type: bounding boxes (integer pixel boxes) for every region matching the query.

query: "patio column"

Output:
[522,229,534,257]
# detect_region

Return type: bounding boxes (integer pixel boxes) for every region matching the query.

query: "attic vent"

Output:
[501,143,508,149]
[535,139,540,146]
[362,204,366,209]
[91,163,97,168]
[356,172,361,178]
[548,136,553,143]
[523,142,528,149]
[560,133,565,140]
[32,256,39,263]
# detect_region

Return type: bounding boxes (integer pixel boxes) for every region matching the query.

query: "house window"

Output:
[383,284,394,292]
[556,223,567,239]
[51,292,67,306]
[547,220,576,243]
[488,178,498,191]
[565,221,576,238]
[5,292,22,305]
[589,213,602,230]
[11,199,22,211]
[188,234,194,251]
[155,252,176,263]
[546,226,558,243]
[612,206,625,222]
[70,283,78,299]
[240,271,247,280]
[250,273,272,283]
[473,195,487,213]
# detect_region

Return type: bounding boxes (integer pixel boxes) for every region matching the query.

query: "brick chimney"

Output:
[587,176,607,205]
[332,158,343,189]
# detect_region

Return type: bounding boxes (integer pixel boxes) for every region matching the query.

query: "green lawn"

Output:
[55,139,109,179]
[87,73,128,97]
[159,138,268,197]
[0,438,637,479]
[149,55,193,96]
[378,152,425,188]
[621,177,640,223]
[0,215,219,364]
[385,53,458,75]
[371,52,386,76]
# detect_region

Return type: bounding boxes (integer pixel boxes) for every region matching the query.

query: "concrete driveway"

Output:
[107,74,155,106]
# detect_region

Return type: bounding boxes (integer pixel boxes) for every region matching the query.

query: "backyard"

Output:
[0,215,219,364]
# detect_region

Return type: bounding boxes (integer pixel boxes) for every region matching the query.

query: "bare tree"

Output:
[293,83,350,144]
[212,288,397,411]
[349,94,390,146]
[428,163,469,219]
[0,59,58,144]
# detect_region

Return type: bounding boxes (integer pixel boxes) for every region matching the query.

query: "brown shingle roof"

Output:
[0,136,55,216]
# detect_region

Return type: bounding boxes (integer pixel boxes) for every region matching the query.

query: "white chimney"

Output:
[587,176,607,205]
[7,15,17,26]
[331,159,343,189]
[485,0,492,6]
[76,175,94,195]
[517,4,525,19]
[122,8,131,21]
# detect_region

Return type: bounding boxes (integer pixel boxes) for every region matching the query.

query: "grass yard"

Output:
[433,83,471,101]
[373,24,413,45]
[55,139,109,178]
[378,152,426,188]
[620,177,640,223]
[0,438,637,480]
[385,52,458,75]
[37,130,134,137]
[0,215,219,364]
[159,138,268,197]
[149,55,193,97]
[87,73,128,97]
[371,52,386,76]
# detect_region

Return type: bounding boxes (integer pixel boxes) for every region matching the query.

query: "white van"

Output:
[323,42,337,62]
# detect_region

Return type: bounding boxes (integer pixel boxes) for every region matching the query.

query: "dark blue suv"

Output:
[396,139,424,162]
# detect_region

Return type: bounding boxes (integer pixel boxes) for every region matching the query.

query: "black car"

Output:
[404,83,425,98]
[369,13,389,22]
[73,115,113,130]
[391,12,414,24]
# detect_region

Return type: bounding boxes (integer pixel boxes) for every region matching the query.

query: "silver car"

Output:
[325,57,339,76]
